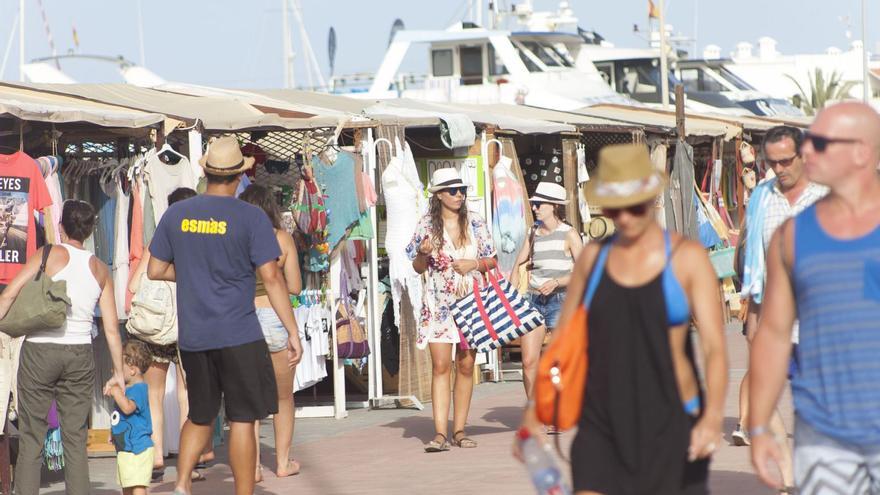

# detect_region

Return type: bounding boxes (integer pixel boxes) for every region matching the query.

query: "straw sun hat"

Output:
[198,135,255,176]
[585,143,666,208]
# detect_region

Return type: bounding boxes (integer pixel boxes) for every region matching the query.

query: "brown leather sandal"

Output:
[452,430,477,448]
[424,433,451,453]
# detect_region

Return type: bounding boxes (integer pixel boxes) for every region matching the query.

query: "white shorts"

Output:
[794,417,880,494]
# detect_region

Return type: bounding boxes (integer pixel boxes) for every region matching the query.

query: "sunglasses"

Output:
[603,202,650,219]
[804,132,861,153]
[765,154,799,168]
[443,187,467,197]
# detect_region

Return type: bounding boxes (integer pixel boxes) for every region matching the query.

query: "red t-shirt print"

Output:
[0,152,52,284]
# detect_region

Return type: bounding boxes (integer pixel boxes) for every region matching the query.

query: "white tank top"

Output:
[28,244,102,345]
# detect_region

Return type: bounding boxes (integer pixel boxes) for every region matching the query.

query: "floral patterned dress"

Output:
[406,214,496,349]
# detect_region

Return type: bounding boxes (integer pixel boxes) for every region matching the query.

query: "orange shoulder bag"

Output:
[534,240,611,431]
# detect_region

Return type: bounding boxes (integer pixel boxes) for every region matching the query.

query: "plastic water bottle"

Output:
[517,427,572,495]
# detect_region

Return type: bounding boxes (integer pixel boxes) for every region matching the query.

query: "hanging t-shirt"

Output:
[0,152,52,284]
[294,305,328,392]
[110,382,153,454]
[143,149,196,224]
[150,195,280,352]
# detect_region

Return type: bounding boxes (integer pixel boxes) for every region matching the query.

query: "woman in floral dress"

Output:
[407,168,496,453]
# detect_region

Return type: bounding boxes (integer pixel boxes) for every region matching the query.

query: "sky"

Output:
[0,0,872,88]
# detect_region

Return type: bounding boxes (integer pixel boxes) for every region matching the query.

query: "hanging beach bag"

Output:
[534,240,607,431]
[126,273,178,346]
[451,262,544,352]
[0,245,70,338]
[336,303,370,358]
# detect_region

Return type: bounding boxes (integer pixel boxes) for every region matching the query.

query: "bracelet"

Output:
[748,425,770,438]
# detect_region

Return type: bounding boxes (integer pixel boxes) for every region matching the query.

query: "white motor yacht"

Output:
[348,22,630,110]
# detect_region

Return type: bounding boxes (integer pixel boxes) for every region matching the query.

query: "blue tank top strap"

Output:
[662,230,691,326]
[584,239,613,309]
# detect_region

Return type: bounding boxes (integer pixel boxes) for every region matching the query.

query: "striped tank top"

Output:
[791,204,880,445]
[529,223,574,291]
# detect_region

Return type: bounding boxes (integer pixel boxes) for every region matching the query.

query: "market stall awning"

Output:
[0,82,349,131]
[368,99,576,134]
[574,104,741,140]
[246,88,376,115]
[0,83,164,128]
[151,83,366,122]
[470,104,642,132]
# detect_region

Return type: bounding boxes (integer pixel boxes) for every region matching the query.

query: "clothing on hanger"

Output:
[0,151,53,284]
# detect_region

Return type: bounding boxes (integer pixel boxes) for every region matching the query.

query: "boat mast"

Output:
[659,0,670,108]
[282,0,294,88]
[19,0,25,81]
[862,0,870,102]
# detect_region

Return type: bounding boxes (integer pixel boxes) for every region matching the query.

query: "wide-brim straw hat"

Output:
[427,168,467,193]
[585,143,666,208]
[198,135,255,176]
[528,182,568,205]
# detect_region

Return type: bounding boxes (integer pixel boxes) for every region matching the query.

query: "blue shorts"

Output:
[256,308,289,353]
[528,292,564,329]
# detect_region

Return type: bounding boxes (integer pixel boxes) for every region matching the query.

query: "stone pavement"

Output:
[36,323,791,494]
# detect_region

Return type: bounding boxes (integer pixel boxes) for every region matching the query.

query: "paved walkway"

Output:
[36,324,791,494]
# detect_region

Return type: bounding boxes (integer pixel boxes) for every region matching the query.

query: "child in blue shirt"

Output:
[107,340,154,494]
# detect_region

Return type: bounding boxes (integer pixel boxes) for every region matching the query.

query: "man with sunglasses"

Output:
[733,126,828,487]
[749,102,880,493]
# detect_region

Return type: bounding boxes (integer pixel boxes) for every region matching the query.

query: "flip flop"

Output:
[191,469,206,482]
[424,433,450,453]
[452,430,477,448]
[151,467,165,482]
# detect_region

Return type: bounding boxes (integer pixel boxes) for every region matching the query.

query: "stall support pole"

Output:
[329,294,348,419]
[366,128,423,410]
[481,133,502,383]
[361,131,380,403]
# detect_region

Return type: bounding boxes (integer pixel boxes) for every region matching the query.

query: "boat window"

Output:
[522,41,561,67]
[618,65,658,95]
[596,64,613,86]
[515,45,542,72]
[718,67,753,91]
[432,49,454,77]
[459,46,484,85]
[549,43,575,67]
[678,68,725,93]
[678,69,701,93]
[488,44,508,76]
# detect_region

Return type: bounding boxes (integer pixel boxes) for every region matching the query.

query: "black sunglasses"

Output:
[443,186,467,197]
[603,202,650,219]
[804,132,861,153]
[765,154,799,168]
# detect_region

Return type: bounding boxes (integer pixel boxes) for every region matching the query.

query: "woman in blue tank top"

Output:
[517,144,729,494]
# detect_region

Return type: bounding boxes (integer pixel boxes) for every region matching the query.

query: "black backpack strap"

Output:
[35,244,52,281]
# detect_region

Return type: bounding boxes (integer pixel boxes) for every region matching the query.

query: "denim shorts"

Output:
[256,308,288,353]
[528,292,564,329]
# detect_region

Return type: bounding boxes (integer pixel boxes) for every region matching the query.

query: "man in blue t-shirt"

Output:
[148,136,303,495]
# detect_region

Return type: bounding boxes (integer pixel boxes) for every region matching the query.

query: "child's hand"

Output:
[103,383,121,398]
